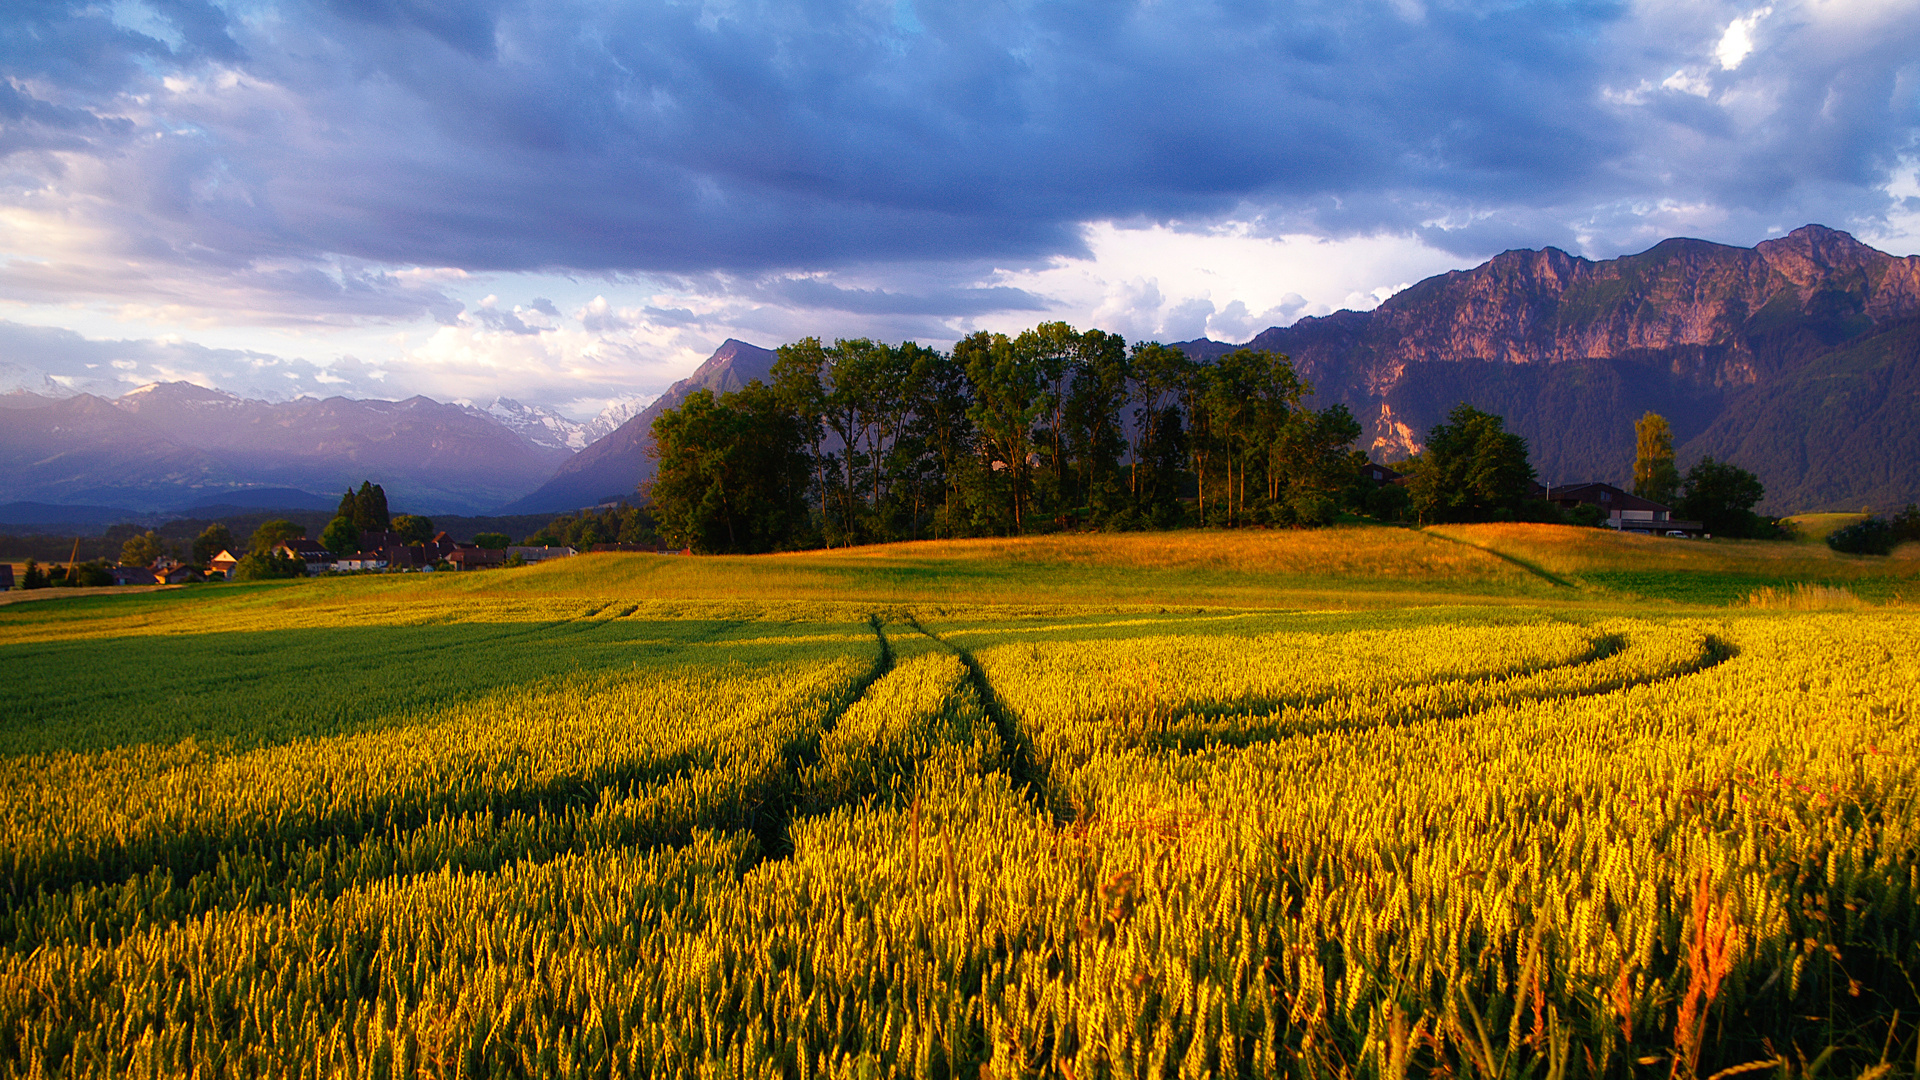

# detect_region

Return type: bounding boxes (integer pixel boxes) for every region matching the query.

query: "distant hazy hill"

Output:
[1180,225,1920,512]
[499,339,778,514]
[0,383,573,514]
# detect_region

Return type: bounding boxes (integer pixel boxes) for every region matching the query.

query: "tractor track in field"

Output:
[1419,527,1579,589]
[746,614,894,862]
[903,614,1051,816]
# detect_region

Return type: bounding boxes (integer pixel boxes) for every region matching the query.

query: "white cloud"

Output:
[1662,69,1715,98]
[1717,7,1773,70]
[984,222,1475,343]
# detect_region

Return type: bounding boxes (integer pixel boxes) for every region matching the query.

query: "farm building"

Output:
[1540,482,1706,536]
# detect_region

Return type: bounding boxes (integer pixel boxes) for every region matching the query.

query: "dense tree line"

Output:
[522,504,658,549]
[646,324,1369,552]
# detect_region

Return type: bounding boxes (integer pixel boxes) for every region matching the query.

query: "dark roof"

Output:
[1544,482,1672,514]
[448,547,505,564]
[1360,461,1403,483]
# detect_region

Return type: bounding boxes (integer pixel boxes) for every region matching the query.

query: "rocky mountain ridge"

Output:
[1181,224,1920,511]
[471,396,655,451]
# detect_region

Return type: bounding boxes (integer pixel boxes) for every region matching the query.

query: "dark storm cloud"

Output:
[771,279,1049,316]
[3,0,1918,312]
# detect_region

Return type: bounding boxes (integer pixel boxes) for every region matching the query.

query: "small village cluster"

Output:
[206,530,582,580]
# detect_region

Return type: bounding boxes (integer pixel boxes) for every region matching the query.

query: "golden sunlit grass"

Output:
[1437,521,1920,581]
[9,523,1920,650]
[1782,511,1870,542]
[1743,582,1868,610]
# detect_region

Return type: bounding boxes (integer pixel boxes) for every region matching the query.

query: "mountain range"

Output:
[0,384,574,516]
[1176,224,1920,512]
[477,396,653,452]
[1,225,1914,524]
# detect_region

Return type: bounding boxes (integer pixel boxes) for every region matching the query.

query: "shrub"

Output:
[472,533,512,550]
[1893,504,1920,544]
[1569,503,1607,528]
[1827,517,1899,556]
[1363,483,1411,523]
[231,553,306,581]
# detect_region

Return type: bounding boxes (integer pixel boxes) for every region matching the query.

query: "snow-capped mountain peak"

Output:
[581,395,656,443]
[470,397,588,451]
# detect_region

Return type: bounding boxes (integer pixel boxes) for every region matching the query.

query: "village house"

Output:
[209,550,240,578]
[1358,461,1404,485]
[447,547,506,570]
[385,545,432,570]
[110,565,157,585]
[1539,482,1706,536]
[335,551,389,571]
[275,539,337,575]
[0,564,12,591]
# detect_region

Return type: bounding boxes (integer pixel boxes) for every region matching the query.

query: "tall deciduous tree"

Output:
[958,331,1042,534]
[771,337,832,540]
[647,383,812,554]
[391,515,434,545]
[1633,412,1681,505]
[1679,457,1766,537]
[1065,329,1131,523]
[1407,404,1537,523]
[1126,342,1192,525]
[1272,403,1363,526]
[320,516,360,555]
[347,481,390,533]
[119,530,164,567]
[191,524,234,566]
[249,519,307,556]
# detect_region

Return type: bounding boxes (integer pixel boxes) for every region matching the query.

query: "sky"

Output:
[2,0,1919,420]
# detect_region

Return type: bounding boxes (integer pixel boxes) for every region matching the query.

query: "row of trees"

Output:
[521,504,656,550]
[648,325,1369,552]
[644,326,1791,553]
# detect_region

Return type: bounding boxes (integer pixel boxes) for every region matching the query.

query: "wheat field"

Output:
[1,528,1916,1078]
